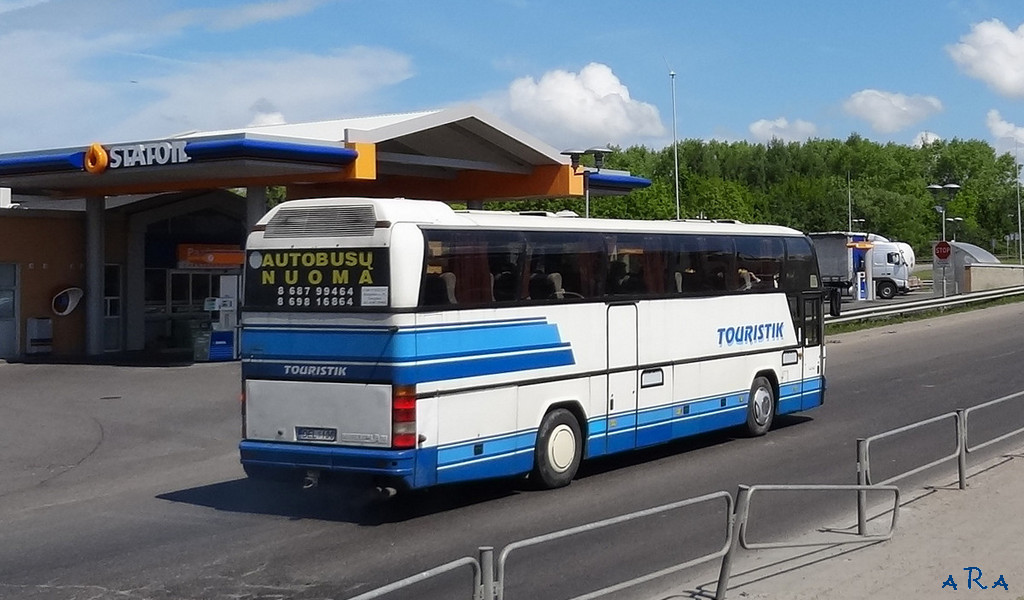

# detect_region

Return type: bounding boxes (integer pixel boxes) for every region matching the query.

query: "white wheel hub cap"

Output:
[752,387,772,426]
[547,424,576,473]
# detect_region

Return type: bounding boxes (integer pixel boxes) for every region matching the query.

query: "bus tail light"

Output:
[392,385,417,449]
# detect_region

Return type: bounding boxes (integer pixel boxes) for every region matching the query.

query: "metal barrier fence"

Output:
[714,483,899,600]
[343,483,900,600]
[825,285,1024,326]
[347,491,733,600]
[497,490,732,600]
[856,388,1024,534]
[346,390,1024,600]
[965,389,1024,453]
[347,553,485,600]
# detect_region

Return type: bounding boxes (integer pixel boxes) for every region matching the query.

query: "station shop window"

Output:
[104,264,121,318]
[145,269,167,314]
[145,269,221,314]
[0,263,14,319]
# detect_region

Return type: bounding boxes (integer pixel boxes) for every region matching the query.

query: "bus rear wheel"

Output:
[532,408,582,489]
[745,376,775,436]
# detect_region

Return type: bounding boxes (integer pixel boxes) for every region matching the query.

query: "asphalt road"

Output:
[2,302,1024,600]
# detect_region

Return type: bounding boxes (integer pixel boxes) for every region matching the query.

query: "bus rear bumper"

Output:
[239,440,423,489]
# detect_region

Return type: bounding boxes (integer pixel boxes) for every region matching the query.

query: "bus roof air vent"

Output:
[264,205,378,238]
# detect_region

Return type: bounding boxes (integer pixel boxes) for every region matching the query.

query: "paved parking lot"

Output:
[0,358,242,507]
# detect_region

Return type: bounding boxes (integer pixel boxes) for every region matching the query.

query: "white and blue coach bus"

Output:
[239,197,835,492]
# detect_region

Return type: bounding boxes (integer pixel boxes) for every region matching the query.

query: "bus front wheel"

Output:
[745,376,775,436]
[532,408,582,489]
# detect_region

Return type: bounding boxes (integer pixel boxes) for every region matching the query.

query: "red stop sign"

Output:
[935,241,952,261]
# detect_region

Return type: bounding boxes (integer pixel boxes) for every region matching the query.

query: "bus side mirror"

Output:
[828,287,842,317]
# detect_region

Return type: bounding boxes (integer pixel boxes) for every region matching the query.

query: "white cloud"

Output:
[0,2,413,152]
[105,47,413,141]
[0,29,132,150]
[912,130,943,147]
[0,0,49,14]
[748,117,817,143]
[489,62,665,149]
[168,0,328,33]
[247,99,287,127]
[985,109,1024,153]
[948,19,1024,99]
[842,89,942,133]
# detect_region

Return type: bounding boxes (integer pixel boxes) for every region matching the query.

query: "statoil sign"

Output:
[83,140,190,174]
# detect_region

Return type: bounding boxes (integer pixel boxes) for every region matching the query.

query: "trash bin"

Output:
[26,317,53,354]
[208,329,236,361]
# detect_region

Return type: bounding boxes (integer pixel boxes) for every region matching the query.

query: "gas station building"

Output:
[0,106,649,360]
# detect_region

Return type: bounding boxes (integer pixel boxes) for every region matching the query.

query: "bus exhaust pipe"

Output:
[302,470,320,490]
[376,486,397,499]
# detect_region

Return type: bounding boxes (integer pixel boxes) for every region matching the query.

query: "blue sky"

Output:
[2,0,1024,156]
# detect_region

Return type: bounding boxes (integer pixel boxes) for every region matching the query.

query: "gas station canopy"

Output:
[0,105,650,201]
[0,105,650,357]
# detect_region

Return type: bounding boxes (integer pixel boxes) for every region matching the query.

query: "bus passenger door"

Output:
[606,303,638,452]
[800,293,825,410]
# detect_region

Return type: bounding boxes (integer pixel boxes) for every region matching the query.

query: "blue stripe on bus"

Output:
[436,448,535,485]
[591,376,822,454]
[241,319,575,383]
[241,318,564,361]
[241,346,575,385]
[436,430,536,466]
[241,374,825,488]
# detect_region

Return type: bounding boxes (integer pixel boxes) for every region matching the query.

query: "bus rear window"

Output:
[243,248,390,311]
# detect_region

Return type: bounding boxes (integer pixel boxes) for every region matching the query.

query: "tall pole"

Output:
[670,70,680,220]
[1016,139,1022,264]
[584,171,590,218]
[847,171,852,231]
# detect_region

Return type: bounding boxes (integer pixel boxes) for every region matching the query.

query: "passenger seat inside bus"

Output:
[422,272,457,305]
[528,272,556,299]
[548,272,565,299]
[440,272,457,303]
[493,270,516,301]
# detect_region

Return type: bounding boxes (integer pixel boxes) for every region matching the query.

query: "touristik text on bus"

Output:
[717,322,786,347]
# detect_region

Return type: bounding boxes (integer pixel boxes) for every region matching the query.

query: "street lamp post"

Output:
[927,182,961,240]
[946,216,964,241]
[670,70,680,220]
[1015,140,1022,264]
[561,147,613,218]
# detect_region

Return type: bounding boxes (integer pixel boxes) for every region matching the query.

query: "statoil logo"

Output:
[83,140,190,174]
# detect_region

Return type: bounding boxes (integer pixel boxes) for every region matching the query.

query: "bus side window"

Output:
[422,228,527,307]
[525,231,602,301]
[604,233,667,297]
[783,237,817,293]
[672,234,701,295]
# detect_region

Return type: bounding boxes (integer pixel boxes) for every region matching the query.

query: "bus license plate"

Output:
[295,427,337,442]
